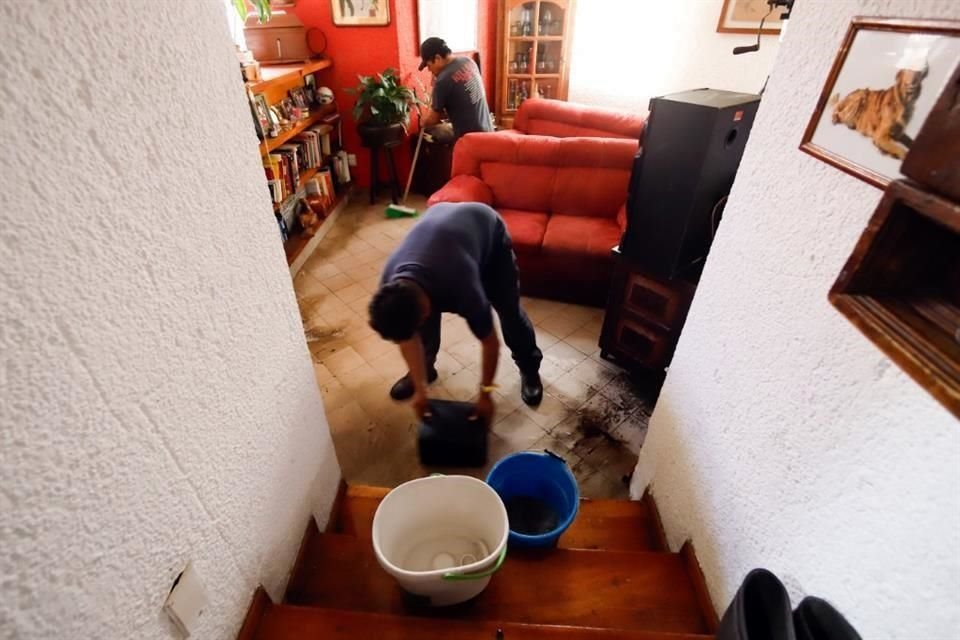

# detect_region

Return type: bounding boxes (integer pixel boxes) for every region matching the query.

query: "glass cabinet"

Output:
[496,0,575,129]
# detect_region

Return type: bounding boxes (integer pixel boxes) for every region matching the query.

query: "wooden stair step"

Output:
[335,485,666,552]
[254,604,715,639]
[284,533,710,634]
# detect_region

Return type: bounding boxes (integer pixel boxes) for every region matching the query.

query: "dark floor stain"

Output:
[304,326,345,343]
[576,408,623,449]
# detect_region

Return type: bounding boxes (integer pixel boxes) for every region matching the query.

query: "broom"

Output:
[384,124,425,218]
[385,78,431,219]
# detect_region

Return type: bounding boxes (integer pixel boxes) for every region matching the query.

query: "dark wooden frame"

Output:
[829,180,960,418]
[800,17,960,189]
[716,0,783,35]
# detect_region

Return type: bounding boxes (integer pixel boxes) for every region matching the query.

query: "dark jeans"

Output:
[420,230,542,375]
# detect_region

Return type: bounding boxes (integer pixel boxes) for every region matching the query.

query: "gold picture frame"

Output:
[332,0,390,26]
[717,0,784,35]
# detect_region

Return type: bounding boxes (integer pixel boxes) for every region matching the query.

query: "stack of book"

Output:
[263,123,335,205]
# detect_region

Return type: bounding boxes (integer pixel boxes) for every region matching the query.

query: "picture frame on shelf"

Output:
[716,0,785,35]
[290,86,308,109]
[331,0,389,26]
[250,93,270,140]
[280,97,296,120]
[304,74,317,105]
[267,105,283,135]
[799,17,960,189]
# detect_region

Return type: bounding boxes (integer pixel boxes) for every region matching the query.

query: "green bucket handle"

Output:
[428,473,507,581]
[442,545,508,581]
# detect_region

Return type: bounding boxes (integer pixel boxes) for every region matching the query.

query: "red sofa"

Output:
[427,133,637,305]
[505,98,646,140]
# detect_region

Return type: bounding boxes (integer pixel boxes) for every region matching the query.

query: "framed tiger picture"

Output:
[800,18,960,189]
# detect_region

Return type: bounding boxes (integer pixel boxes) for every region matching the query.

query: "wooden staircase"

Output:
[238,485,719,639]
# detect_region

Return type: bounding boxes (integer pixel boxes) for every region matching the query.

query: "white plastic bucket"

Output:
[372,475,509,606]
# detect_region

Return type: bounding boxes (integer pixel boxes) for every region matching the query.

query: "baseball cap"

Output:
[419,37,450,70]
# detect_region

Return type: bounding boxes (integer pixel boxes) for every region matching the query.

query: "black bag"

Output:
[417,400,487,467]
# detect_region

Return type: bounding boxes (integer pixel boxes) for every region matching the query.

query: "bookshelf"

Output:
[248,58,333,101]
[274,166,319,212]
[284,190,351,273]
[495,0,576,129]
[248,58,351,270]
[260,104,338,156]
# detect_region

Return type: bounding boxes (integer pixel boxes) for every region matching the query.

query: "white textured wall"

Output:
[632,1,960,638]
[569,0,781,113]
[0,2,341,639]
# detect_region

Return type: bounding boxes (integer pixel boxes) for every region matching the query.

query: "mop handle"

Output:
[403,126,425,205]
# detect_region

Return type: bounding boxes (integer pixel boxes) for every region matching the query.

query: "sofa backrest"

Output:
[513,99,646,140]
[452,133,636,219]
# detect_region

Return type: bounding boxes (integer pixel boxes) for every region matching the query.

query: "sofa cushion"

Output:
[514,98,646,140]
[481,162,556,212]
[542,215,622,260]
[551,166,631,219]
[499,209,548,256]
[452,134,636,217]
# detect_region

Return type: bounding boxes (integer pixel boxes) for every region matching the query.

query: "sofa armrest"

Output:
[616,203,628,232]
[427,175,494,207]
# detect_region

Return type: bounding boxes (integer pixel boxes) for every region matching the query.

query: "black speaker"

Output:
[621,89,761,278]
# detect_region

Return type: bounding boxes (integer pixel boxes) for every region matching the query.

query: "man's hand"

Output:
[412,389,431,421]
[421,107,443,129]
[471,392,495,423]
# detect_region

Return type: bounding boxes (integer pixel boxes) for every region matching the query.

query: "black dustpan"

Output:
[417,399,488,467]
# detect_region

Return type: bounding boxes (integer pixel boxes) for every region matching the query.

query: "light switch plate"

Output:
[163,562,209,637]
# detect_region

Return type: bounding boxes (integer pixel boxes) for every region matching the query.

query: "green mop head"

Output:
[385,203,419,218]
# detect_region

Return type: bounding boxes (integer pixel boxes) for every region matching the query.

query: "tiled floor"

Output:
[294,193,657,498]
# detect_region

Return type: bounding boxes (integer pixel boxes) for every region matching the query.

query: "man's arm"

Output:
[398,335,431,418]
[473,328,500,422]
[479,328,500,389]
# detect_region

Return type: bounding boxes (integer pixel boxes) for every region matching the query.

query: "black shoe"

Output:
[718,568,795,640]
[390,369,438,401]
[794,597,861,640]
[520,370,543,406]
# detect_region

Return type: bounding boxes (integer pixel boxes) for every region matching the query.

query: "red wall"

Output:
[293,0,497,190]
[293,0,401,190]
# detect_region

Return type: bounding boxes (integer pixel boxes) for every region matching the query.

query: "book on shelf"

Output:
[263,127,333,206]
[277,144,302,190]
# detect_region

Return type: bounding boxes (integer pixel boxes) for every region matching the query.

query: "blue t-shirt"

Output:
[432,57,493,139]
[380,202,504,339]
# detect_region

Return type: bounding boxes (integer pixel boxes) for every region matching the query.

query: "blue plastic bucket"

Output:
[485,450,579,547]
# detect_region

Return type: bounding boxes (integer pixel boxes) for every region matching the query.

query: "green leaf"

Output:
[349,66,416,124]
[231,0,248,20]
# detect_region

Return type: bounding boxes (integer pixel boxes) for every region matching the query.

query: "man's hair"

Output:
[368,281,422,342]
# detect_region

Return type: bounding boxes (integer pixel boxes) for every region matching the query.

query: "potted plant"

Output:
[231,0,272,23]
[349,69,420,147]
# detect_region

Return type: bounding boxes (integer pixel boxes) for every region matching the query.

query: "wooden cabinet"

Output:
[600,248,698,372]
[830,180,960,418]
[495,0,575,129]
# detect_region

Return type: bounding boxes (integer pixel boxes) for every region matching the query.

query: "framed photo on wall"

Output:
[331,0,390,26]
[800,18,960,189]
[717,0,785,35]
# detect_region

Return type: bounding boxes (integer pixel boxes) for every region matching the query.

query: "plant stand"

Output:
[366,141,402,205]
[358,122,405,205]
